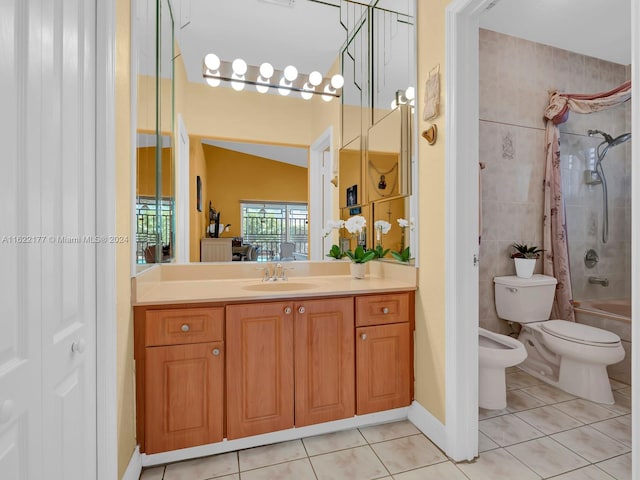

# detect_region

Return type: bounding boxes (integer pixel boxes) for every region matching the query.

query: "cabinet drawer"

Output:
[145,308,224,346]
[356,293,409,327]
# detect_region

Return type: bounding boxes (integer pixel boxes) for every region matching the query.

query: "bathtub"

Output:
[573,298,631,385]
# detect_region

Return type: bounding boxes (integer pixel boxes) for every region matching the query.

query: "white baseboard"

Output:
[407,401,447,453]
[121,446,142,480]
[141,407,409,467]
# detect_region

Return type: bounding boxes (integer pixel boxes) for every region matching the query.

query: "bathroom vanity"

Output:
[132,262,416,455]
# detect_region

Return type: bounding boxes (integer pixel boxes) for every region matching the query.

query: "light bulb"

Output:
[256,77,269,93]
[259,62,274,79]
[231,73,245,91]
[204,53,220,71]
[232,58,248,76]
[330,74,344,89]
[278,77,291,96]
[308,71,322,86]
[405,86,415,100]
[301,83,314,100]
[322,84,335,102]
[205,74,221,87]
[283,65,298,82]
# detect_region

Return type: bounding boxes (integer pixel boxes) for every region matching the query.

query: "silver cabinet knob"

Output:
[298,306,305,314]
[284,306,292,315]
[382,307,390,314]
[0,400,14,424]
[212,348,220,356]
[181,324,190,332]
[360,333,367,340]
[71,338,86,354]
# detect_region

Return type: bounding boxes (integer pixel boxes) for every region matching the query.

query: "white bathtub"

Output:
[574,298,631,385]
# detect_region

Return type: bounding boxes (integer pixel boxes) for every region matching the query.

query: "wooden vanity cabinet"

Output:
[134,306,225,454]
[225,297,355,439]
[294,297,355,427]
[355,293,413,414]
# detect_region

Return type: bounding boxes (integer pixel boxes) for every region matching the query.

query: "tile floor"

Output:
[140,368,632,480]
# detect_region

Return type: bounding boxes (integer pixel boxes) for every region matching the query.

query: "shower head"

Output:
[610,132,631,147]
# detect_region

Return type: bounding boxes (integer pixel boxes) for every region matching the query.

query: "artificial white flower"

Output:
[344,215,366,234]
[323,219,345,237]
[374,220,392,234]
[397,218,410,228]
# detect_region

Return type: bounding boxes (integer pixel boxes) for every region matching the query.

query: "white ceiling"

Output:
[480,0,631,65]
[202,138,309,168]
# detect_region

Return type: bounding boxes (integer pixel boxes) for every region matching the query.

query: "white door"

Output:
[0,1,97,479]
[176,114,190,263]
[322,150,334,257]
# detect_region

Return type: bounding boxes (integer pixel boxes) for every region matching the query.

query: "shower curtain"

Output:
[543,80,631,321]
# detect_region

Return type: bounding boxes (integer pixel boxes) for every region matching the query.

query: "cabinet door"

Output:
[295,298,355,427]
[145,342,224,454]
[226,302,294,439]
[356,323,411,414]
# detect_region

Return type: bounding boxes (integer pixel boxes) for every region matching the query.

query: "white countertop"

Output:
[132,261,418,306]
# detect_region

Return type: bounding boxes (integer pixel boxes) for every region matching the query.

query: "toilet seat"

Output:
[541,320,620,347]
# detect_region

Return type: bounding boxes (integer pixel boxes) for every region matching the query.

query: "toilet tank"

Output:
[494,274,557,323]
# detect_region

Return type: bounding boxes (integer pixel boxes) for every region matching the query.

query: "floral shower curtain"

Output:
[543,80,631,321]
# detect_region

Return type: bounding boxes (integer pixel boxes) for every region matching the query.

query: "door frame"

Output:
[96,0,118,478]
[445,0,639,470]
[309,126,334,261]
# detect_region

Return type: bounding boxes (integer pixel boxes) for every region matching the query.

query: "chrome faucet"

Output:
[261,262,293,281]
[588,276,609,287]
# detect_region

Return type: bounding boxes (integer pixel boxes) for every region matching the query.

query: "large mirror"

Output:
[135,0,175,265]
[133,0,416,266]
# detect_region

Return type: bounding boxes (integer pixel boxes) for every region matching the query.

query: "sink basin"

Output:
[242,282,319,292]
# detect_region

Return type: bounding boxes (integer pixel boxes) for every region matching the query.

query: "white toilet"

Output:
[478,327,527,410]
[494,274,625,404]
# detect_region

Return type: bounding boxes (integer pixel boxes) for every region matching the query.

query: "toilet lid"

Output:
[541,320,620,345]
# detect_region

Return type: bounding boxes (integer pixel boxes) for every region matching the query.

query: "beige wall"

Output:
[116,0,136,478]
[413,0,449,424]
[190,138,209,262]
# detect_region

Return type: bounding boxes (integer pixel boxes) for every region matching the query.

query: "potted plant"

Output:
[511,243,543,279]
[344,245,377,278]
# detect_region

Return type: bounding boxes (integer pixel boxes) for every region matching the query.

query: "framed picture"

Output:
[196,176,202,211]
[346,184,357,207]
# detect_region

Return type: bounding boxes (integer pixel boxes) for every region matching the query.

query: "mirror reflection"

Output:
[134,0,416,266]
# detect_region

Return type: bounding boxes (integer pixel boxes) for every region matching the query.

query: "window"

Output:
[136,196,174,263]
[241,202,308,261]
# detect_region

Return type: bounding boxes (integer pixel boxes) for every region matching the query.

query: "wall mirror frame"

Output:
[132,0,417,268]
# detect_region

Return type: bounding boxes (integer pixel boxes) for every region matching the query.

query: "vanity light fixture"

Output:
[202,53,343,101]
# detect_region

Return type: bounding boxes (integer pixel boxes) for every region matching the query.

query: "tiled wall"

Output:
[478,29,630,334]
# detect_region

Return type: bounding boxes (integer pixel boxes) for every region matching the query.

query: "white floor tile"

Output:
[163,452,238,480]
[551,426,630,463]
[596,453,632,480]
[358,420,419,444]
[479,414,544,447]
[370,434,447,474]
[239,440,307,471]
[590,415,632,447]
[302,428,367,456]
[309,445,388,480]
[549,464,616,480]
[478,431,499,453]
[514,405,583,435]
[240,458,316,480]
[393,461,468,480]
[553,399,619,424]
[505,436,589,478]
[505,389,547,412]
[139,466,165,480]
[505,371,544,390]
[456,448,541,480]
[520,383,576,404]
